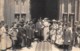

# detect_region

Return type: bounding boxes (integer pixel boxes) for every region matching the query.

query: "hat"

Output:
[52,19,57,22]
[44,18,48,20]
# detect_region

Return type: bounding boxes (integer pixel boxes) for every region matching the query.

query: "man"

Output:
[16,23,26,48]
[0,21,7,51]
[25,22,34,48]
[8,23,18,49]
[35,19,43,42]
[73,21,78,46]
[63,23,73,51]
[76,24,80,48]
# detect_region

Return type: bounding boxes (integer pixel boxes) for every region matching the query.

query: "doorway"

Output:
[30,0,59,20]
[46,0,59,20]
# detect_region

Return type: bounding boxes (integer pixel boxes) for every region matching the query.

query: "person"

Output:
[50,19,58,43]
[35,19,43,42]
[25,22,34,48]
[0,22,2,50]
[8,23,18,49]
[73,21,78,46]
[55,20,64,45]
[76,24,80,48]
[42,18,50,41]
[63,23,73,51]
[0,21,7,51]
[16,23,26,49]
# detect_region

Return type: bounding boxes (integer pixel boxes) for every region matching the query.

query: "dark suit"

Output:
[35,22,43,41]
[16,27,26,48]
[63,27,73,51]
[25,24,34,47]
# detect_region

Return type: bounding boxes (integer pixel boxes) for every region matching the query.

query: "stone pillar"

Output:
[21,0,31,21]
[25,0,31,21]
[75,0,78,21]
[59,0,62,20]
[4,0,12,26]
[0,0,4,21]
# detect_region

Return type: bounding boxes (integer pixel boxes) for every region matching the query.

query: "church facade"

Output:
[0,0,80,26]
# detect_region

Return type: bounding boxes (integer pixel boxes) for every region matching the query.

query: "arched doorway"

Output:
[30,0,59,21]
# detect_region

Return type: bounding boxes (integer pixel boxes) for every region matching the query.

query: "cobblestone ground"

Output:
[7,42,80,51]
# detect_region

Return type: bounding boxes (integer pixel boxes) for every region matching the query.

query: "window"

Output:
[15,14,20,21]
[63,13,68,23]
[69,14,75,26]
[21,14,26,20]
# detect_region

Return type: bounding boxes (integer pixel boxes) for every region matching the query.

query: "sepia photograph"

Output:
[0,0,80,51]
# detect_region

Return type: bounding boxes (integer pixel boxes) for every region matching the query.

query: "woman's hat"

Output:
[44,18,48,20]
[52,19,57,22]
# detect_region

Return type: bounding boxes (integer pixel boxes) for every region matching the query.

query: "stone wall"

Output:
[79,0,80,21]
[0,0,4,21]
[3,0,31,26]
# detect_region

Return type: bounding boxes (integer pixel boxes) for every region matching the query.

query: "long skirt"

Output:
[1,34,7,50]
[43,27,49,41]
[55,35,64,45]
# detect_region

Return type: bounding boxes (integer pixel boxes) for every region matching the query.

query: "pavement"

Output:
[7,41,80,51]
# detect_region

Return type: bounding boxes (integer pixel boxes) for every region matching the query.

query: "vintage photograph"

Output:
[0,0,80,51]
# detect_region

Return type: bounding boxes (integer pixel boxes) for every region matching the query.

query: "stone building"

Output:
[0,0,80,26]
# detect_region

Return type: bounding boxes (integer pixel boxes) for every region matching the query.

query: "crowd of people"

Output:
[0,17,80,51]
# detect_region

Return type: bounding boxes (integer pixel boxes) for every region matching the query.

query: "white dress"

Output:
[43,21,50,41]
[55,26,64,45]
[50,24,58,42]
[0,26,7,50]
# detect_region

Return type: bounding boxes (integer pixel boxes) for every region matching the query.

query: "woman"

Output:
[50,19,58,43]
[0,21,7,51]
[42,18,50,41]
[55,21,64,45]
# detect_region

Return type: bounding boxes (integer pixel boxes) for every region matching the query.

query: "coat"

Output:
[63,27,72,45]
[17,27,26,46]
[25,24,34,39]
[8,28,18,40]
[35,22,43,36]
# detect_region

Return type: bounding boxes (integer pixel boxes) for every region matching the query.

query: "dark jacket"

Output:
[63,27,72,45]
[25,24,34,39]
[35,22,43,36]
